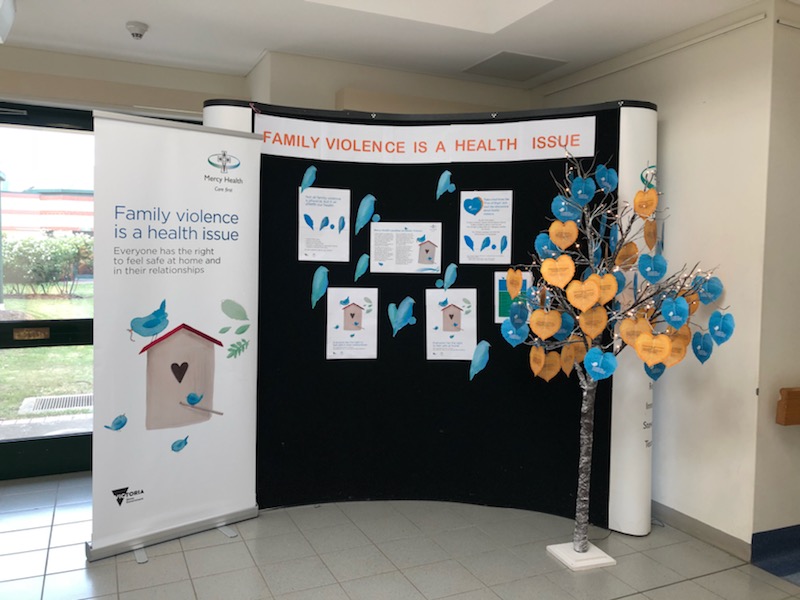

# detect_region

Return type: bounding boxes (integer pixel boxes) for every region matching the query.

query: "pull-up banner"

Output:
[88,112,261,560]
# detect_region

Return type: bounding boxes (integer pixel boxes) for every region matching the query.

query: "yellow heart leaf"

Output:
[566,279,600,312]
[634,188,658,219]
[644,219,658,250]
[634,333,673,367]
[579,306,608,339]
[539,351,561,382]
[529,309,562,340]
[615,241,639,268]
[540,255,575,289]
[549,220,579,250]
[561,345,575,376]
[529,346,545,376]
[506,268,523,300]
[586,273,618,305]
[666,324,691,348]
[662,336,688,368]
[619,317,653,347]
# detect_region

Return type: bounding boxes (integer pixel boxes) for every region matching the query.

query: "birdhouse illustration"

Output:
[418,240,438,264]
[342,303,364,331]
[139,324,223,430]
[441,304,463,332]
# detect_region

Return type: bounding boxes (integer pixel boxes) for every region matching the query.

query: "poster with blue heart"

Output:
[425,289,478,360]
[369,222,442,273]
[459,190,513,264]
[298,186,351,262]
[326,287,379,359]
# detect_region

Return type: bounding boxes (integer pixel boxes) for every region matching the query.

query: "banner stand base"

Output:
[85,505,259,562]
[546,542,617,571]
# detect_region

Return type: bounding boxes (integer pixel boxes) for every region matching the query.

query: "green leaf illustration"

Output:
[219,326,231,334]
[227,339,250,359]
[221,299,249,321]
[235,324,250,335]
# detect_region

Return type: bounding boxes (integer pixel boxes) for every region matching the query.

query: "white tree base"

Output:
[546,542,617,571]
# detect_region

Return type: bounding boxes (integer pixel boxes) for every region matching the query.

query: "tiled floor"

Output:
[2,473,799,600]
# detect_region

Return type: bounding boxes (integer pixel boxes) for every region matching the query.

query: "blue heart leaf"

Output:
[613,271,626,295]
[508,298,530,328]
[644,363,666,381]
[500,319,529,348]
[550,195,581,222]
[595,165,619,193]
[692,331,714,363]
[708,311,735,345]
[698,276,724,305]
[584,347,617,381]
[638,254,668,284]
[553,313,575,341]
[534,233,561,260]
[463,197,483,215]
[570,176,597,206]
[661,297,689,329]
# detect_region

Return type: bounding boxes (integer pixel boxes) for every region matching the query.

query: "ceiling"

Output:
[5,0,759,88]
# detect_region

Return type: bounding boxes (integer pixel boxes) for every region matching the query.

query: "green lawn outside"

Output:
[3,281,94,320]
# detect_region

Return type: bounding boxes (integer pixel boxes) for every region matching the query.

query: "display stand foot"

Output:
[546,542,616,571]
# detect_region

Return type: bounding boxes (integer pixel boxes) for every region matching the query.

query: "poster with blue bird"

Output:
[298,186,351,262]
[459,190,513,265]
[325,287,379,359]
[425,288,477,360]
[369,222,442,274]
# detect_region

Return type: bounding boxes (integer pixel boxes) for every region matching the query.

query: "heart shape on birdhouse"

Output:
[635,333,673,366]
[541,255,575,289]
[566,279,600,311]
[615,242,639,268]
[171,362,189,383]
[539,351,562,382]
[634,188,658,219]
[619,317,653,346]
[578,306,608,339]
[586,273,618,305]
[529,345,545,375]
[506,268,523,300]
[549,220,579,250]
[644,219,658,250]
[529,309,562,340]
[584,347,617,381]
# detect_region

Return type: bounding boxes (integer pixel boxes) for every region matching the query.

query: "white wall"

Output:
[754,1,800,534]
[535,3,774,543]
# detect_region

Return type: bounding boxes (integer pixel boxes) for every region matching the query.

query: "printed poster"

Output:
[298,186,351,262]
[425,288,477,360]
[459,190,513,265]
[370,222,442,274]
[326,287,379,359]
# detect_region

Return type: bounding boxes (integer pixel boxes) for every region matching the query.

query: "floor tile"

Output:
[303,522,371,554]
[450,503,523,527]
[184,539,255,578]
[47,542,114,574]
[491,574,576,600]
[54,501,93,525]
[694,567,792,600]
[0,489,57,512]
[478,516,549,547]
[590,532,639,558]
[604,551,684,591]
[643,579,725,600]
[193,566,272,600]
[433,526,502,558]
[260,555,336,596]
[643,539,745,579]
[377,535,450,569]
[247,531,316,566]
[352,513,423,543]
[341,571,426,600]
[0,525,51,554]
[0,506,53,532]
[237,509,299,540]
[320,543,396,581]
[118,579,195,599]
[116,551,190,592]
[390,500,472,534]
[56,482,92,506]
[49,519,92,548]
[518,512,575,539]
[287,504,350,531]
[42,563,117,600]
[738,564,800,596]
[445,589,503,600]
[338,500,402,522]
[179,525,242,551]
[617,523,692,551]
[0,549,48,581]
[0,575,44,600]
[275,583,349,600]
[459,548,539,586]
[116,539,183,563]
[545,566,638,600]
[0,477,59,497]
[508,539,569,576]
[403,559,484,599]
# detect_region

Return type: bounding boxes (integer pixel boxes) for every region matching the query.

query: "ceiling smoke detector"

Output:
[126,21,149,40]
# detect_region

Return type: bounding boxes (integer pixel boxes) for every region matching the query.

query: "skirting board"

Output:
[85,505,259,561]
[652,501,751,561]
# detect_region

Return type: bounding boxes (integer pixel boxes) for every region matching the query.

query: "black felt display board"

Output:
[255,103,624,526]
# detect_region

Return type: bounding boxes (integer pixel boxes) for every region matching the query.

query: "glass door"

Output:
[0,102,94,479]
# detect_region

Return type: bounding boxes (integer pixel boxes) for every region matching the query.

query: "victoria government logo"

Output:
[112,487,145,506]
[208,150,241,174]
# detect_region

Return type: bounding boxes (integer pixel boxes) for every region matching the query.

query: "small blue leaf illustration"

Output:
[319,216,330,231]
[303,214,314,230]
[500,235,508,254]
[480,236,491,251]
[338,216,346,233]
[464,236,474,251]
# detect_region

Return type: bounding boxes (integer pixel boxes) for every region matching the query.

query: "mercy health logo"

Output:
[207,150,241,174]
[112,487,145,506]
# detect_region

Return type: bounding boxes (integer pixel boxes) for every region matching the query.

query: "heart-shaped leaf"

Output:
[550,194,581,222]
[708,310,735,345]
[661,297,689,329]
[535,233,561,260]
[584,347,617,381]
[541,255,575,289]
[638,254,668,284]
[508,297,529,328]
[698,276,724,305]
[692,331,714,363]
[528,309,562,340]
[500,319,529,348]
[578,306,608,339]
[619,317,653,347]
[571,176,596,206]
[615,242,639,268]
[553,313,575,341]
[506,268,523,300]
[566,278,600,311]
[549,220,579,250]
[529,345,545,375]
[644,363,666,381]
[634,188,658,219]
[644,219,658,250]
[587,273,618,305]
[595,165,618,194]
[538,352,562,382]
[635,333,673,367]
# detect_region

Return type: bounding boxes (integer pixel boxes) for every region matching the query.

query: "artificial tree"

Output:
[497,155,734,560]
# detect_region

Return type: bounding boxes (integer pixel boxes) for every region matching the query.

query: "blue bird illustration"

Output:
[129,300,168,340]
[311,266,329,309]
[104,414,127,431]
[186,393,204,406]
[436,170,456,200]
[355,194,376,235]
[354,254,370,282]
[171,436,189,453]
[435,263,458,290]
[438,297,449,307]
[300,165,317,192]
[469,341,491,381]
[388,296,416,337]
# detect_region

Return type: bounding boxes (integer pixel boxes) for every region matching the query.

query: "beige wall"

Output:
[536,2,775,543]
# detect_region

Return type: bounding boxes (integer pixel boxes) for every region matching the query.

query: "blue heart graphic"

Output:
[584,347,617,381]
[550,194,581,222]
[638,254,668,284]
[662,297,689,329]
[708,311,735,345]
[500,318,529,348]
[698,276,724,305]
[553,313,575,341]
[692,331,714,363]
[463,197,483,216]
[534,233,561,260]
[613,271,626,295]
[644,363,666,381]
[570,176,597,206]
[508,298,530,328]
